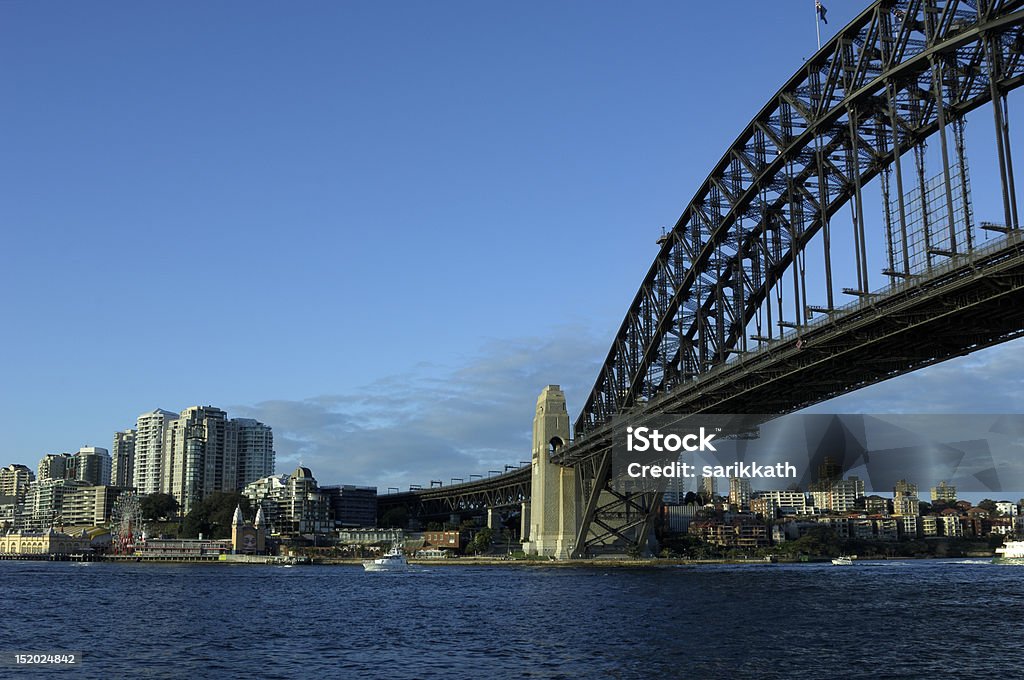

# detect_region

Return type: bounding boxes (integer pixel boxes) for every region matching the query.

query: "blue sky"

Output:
[2,1,1022,491]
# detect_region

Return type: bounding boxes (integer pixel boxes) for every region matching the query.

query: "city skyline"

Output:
[3,1,1024,492]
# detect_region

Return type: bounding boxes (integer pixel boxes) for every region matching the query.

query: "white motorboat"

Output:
[994,539,1024,564]
[363,544,410,572]
[831,555,854,566]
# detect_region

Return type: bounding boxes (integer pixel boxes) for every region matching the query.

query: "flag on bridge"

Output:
[816,1,828,24]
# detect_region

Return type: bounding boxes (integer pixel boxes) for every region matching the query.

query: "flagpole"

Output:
[815,1,821,50]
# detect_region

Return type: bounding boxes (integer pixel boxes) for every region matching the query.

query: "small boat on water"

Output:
[363,544,410,572]
[832,555,854,566]
[994,539,1024,564]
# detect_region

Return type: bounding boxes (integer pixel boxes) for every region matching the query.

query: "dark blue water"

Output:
[1,559,1022,679]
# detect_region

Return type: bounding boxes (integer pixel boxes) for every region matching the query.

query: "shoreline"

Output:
[1,553,997,566]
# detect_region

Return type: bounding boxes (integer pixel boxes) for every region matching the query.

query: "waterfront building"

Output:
[0,464,34,497]
[112,430,136,488]
[688,518,770,548]
[321,484,378,527]
[661,504,700,533]
[74,447,111,486]
[874,517,900,540]
[930,481,957,502]
[0,529,92,555]
[243,468,331,535]
[896,514,919,538]
[750,490,808,517]
[863,495,891,515]
[423,530,464,552]
[939,514,964,537]
[231,505,266,554]
[133,537,232,559]
[851,517,875,540]
[812,476,864,512]
[335,528,404,545]
[921,515,939,537]
[893,479,920,516]
[990,518,1013,535]
[995,501,1019,517]
[134,409,178,495]
[281,467,331,534]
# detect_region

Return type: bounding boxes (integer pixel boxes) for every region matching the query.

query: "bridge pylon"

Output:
[521,385,578,558]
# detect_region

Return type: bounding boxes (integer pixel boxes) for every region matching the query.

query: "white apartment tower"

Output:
[134,409,178,495]
[233,418,274,490]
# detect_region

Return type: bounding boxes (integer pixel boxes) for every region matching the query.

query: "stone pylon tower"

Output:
[521,385,577,558]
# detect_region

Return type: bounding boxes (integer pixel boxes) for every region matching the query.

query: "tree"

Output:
[467,527,494,555]
[978,499,998,514]
[180,492,249,539]
[140,493,179,521]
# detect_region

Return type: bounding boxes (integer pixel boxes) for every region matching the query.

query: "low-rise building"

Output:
[995,501,1019,517]
[0,529,92,555]
[689,518,770,548]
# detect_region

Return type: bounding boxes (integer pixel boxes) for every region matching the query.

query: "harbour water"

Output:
[2,559,1022,678]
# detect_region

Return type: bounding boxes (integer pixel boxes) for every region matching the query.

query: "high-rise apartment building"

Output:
[159,407,275,513]
[118,405,275,512]
[0,464,34,497]
[233,418,274,490]
[728,478,752,510]
[931,480,957,503]
[74,447,111,486]
[893,479,920,516]
[38,453,75,482]
[163,406,232,514]
[699,476,717,500]
[112,429,136,487]
[134,409,178,495]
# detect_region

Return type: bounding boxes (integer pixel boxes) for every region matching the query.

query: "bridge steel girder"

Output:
[377,467,530,524]
[566,0,1024,557]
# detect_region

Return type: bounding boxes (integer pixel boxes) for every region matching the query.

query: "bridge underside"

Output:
[377,469,529,526]
[566,234,1024,556]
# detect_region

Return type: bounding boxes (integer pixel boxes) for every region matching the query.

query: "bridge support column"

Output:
[521,385,578,559]
[520,501,531,543]
[487,507,497,530]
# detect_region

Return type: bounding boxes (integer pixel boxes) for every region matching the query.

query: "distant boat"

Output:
[832,555,854,566]
[363,544,410,572]
[994,539,1024,564]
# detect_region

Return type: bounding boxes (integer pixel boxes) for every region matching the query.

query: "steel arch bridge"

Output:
[382,0,1024,555]
[577,0,1023,437]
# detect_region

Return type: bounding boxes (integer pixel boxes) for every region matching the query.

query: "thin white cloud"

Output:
[234,330,1024,492]
[232,324,604,490]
